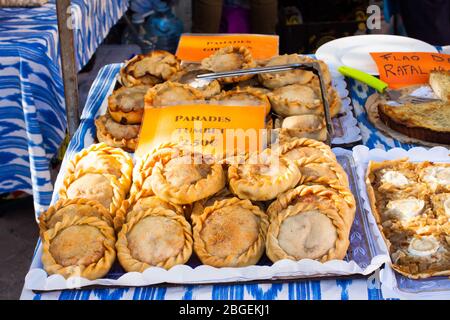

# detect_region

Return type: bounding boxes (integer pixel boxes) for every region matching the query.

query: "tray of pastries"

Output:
[25,139,386,291]
[94,48,360,151]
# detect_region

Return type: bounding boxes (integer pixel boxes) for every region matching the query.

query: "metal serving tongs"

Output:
[195,63,334,145]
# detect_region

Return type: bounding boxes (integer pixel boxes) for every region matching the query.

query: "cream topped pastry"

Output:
[381,170,410,187]
[386,198,425,221]
[407,236,440,257]
[422,166,450,187]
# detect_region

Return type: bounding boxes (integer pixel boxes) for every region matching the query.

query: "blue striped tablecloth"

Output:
[20,64,386,300]
[0,0,128,213]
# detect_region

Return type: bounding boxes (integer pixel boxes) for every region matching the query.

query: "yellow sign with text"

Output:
[176,33,279,62]
[135,103,267,158]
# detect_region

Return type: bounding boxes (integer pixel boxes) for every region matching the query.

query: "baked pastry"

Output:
[378,100,450,145]
[116,207,193,272]
[95,113,140,152]
[201,46,257,83]
[280,115,327,141]
[431,193,450,221]
[191,188,234,218]
[144,81,204,107]
[295,155,349,188]
[212,87,271,115]
[307,76,342,118]
[65,143,133,193]
[150,150,226,204]
[192,197,269,267]
[268,84,322,117]
[170,68,222,99]
[275,137,337,162]
[38,198,113,236]
[417,162,450,193]
[59,170,125,216]
[41,215,116,280]
[258,54,314,89]
[228,148,300,201]
[108,85,150,124]
[429,70,450,101]
[266,185,350,263]
[120,50,180,87]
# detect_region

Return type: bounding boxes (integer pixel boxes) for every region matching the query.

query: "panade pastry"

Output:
[228,148,300,201]
[269,83,322,117]
[170,67,222,99]
[266,185,350,263]
[39,198,113,236]
[150,150,226,204]
[95,113,140,152]
[116,207,192,272]
[293,155,349,188]
[191,197,269,267]
[366,158,450,278]
[274,137,337,162]
[211,87,271,115]
[201,46,257,83]
[41,215,116,280]
[120,50,180,87]
[144,81,204,107]
[258,54,314,89]
[108,85,150,124]
[279,115,327,142]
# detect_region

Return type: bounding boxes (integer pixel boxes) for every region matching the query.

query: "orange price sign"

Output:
[370,52,450,88]
[176,33,279,62]
[135,103,267,158]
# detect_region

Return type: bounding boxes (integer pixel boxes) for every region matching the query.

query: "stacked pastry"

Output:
[366,158,450,279]
[95,47,342,150]
[38,143,133,279]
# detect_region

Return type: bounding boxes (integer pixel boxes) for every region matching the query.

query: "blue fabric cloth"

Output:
[0,0,128,212]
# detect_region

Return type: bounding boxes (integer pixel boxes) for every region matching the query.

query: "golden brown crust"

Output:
[295,155,349,187]
[144,81,205,107]
[275,137,337,162]
[191,197,269,267]
[212,87,271,115]
[41,215,116,280]
[116,207,193,272]
[39,198,113,236]
[266,201,349,263]
[95,114,139,152]
[119,50,180,87]
[268,84,323,117]
[201,46,257,83]
[108,85,150,124]
[280,115,328,142]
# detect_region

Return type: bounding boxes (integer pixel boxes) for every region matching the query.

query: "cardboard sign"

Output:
[176,33,279,62]
[135,103,267,158]
[370,52,450,88]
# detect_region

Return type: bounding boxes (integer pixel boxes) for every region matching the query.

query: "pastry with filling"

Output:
[228,148,300,201]
[431,193,450,220]
[116,207,193,272]
[268,84,322,117]
[108,85,150,124]
[41,215,116,280]
[266,188,349,263]
[150,150,226,204]
[120,50,180,87]
[65,143,133,193]
[59,170,125,216]
[95,113,140,152]
[170,68,222,99]
[378,100,450,144]
[211,87,271,115]
[144,81,204,107]
[417,162,450,193]
[294,155,349,188]
[201,46,257,83]
[191,188,234,218]
[274,137,337,162]
[280,115,327,141]
[192,197,269,267]
[308,76,342,118]
[366,159,418,191]
[258,54,314,89]
[429,70,450,102]
[39,198,113,236]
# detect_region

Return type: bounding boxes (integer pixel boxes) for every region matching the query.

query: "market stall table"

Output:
[0,0,128,213]
[20,64,387,300]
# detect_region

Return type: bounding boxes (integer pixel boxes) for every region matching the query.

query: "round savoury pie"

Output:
[228,148,300,201]
[120,50,180,87]
[170,67,222,99]
[65,143,133,193]
[144,81,204,107]
[41,215,116,280]
[280,115,327,141]
[275,137,337,162]
[39,198,113,236]
[269,84,322,117]
[258,54,314,89]
[95,113,140,152]
[266,199,349,263]
[150,150,226,204]
[294,155,349,188]
[116,207,193,272]
[201,46,257,83]
[191,197,269,267]
[59,170,126,216]
[108,85,150,124]
[211,87,271,115]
